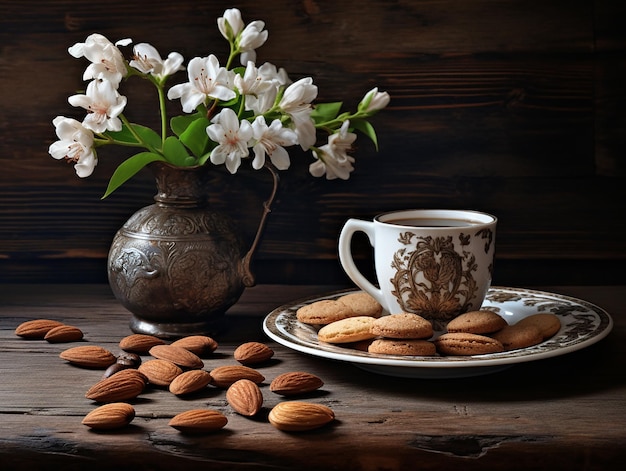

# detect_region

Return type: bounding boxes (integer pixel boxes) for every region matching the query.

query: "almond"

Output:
[44,325,84,343]
[268,401,335,432]
[138,359,182,386]
[270,372,324,396]
[169,409,228,434]
[59,345,117,369]
[82,402,135,430]
[233,341,274,365]
[171,335,218,356]
[149,344,204,369]
[119,334,166,354]
[226,379,264,416]
[85,368,147,403]
[15,319,64,339]
[209,365,265,389]
[169,369,212,396]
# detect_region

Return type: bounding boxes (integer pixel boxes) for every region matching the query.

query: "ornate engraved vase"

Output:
[107,161,277,338]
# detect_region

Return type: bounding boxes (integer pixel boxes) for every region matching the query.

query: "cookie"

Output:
[368,339,436,356]
[371,313,433,339]
[446,310,508,334]
[434,332,504,356]
[317,316,377,344]
[336,292,383,318]
[491,324,544,351]
[515,313,561,339]
[296,299,357,325]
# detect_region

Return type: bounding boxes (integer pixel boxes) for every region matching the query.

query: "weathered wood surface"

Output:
[0,284,625,470]
[1,0,625,284]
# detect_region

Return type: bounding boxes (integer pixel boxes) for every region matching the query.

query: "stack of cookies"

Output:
[296,292,561,357]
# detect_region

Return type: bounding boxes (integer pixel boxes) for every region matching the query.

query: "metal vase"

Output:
[107,161,278,338]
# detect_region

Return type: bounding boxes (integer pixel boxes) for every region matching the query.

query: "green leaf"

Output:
[102,152,166,199]
[351,119,379,150]
[311,101,343,123]
[163,136,192,166]
[179,117,211,157]
[171,112,203,137]
[105,123,162,150]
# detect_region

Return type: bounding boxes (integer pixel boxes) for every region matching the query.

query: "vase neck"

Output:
[151,162,209,207]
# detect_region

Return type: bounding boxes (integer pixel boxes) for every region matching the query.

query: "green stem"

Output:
[119,114,159,153]
[156,82,168,145]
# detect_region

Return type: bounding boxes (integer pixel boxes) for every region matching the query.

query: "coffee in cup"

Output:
[338,209,497,329]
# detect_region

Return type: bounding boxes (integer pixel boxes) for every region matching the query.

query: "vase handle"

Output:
[240,163,280,287]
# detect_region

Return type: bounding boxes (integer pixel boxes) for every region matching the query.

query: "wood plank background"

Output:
[1,0,624,286]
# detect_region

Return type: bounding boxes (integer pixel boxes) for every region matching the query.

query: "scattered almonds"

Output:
[268,401,335,432]
[44,325,84,343]
[270,372,324,396]
[59,345,117,369]
[82,402,136,430]
[234,341,274,365]
[169,369,212,396]
[226,379,264,416]
[169,409,228,434]
[119,334,166,354]
[15,319,64,339]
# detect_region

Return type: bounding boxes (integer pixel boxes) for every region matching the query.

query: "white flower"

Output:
[250,116,298,170]
[279,77,318,150]
[68,33,131,86]
[309,120,357,180]
[68,79,127,133]
[129,43,185,79]
[238,20,268,65]
[48,116,97,178]
[359,87,391,113]
[258,62,291,87]
[206,108,253,174]
[234,62,275,113]
[167,55,236,113]
[218,8,244,41]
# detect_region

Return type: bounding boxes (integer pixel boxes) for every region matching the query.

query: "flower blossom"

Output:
[48,116,97,178]
[250,116,298,170]
[68,33,131,86]
[234,62,275,113]
[310,120,357,180]
[217,8,245,41]
[279,77,318,150]
[237,20,268,65]
[167,55,236,113]
[129,43,185,80]
[206,108,253,174]
[68,79,127,133]
[359,87,391,113]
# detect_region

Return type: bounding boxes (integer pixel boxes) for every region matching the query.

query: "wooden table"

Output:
[1,284,624,470]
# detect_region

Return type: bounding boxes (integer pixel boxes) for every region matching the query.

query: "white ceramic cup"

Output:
[338,209,497,329]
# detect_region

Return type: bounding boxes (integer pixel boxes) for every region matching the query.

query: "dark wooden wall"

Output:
[1,0,625,286]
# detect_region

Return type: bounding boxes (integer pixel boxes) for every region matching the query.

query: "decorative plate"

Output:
[263,286,613,378]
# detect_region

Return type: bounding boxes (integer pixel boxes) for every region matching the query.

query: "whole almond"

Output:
[59,345,116,369]
[85,369,147,403]
[233,342,274,365]
[268,401,335,432]
[138,359,182,386]
[44,325,84,343]
[169,369,212,396]
[149,344,204,369]
[119,334,166,354]
[209,365,265,389]
[82,402,135,430]
[15,319,64,339]
[169,409,228,434]
[270,372,324,396]
[171,335,218,356]
[226,379,264,416]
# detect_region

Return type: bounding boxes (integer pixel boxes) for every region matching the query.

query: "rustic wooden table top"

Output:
[1,284,624,471]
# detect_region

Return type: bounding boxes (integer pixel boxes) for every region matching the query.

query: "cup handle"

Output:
[338,218,385,306]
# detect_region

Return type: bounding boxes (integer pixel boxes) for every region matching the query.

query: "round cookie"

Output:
[296,299,357,325]
[371,313,433,339]
[491,324,544,351]
[515,313,561,339]
[317,316,377,344]
[446,310,508,334]
[434,332,504,356]
[337,292,383,318]
[368,339,436,356]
